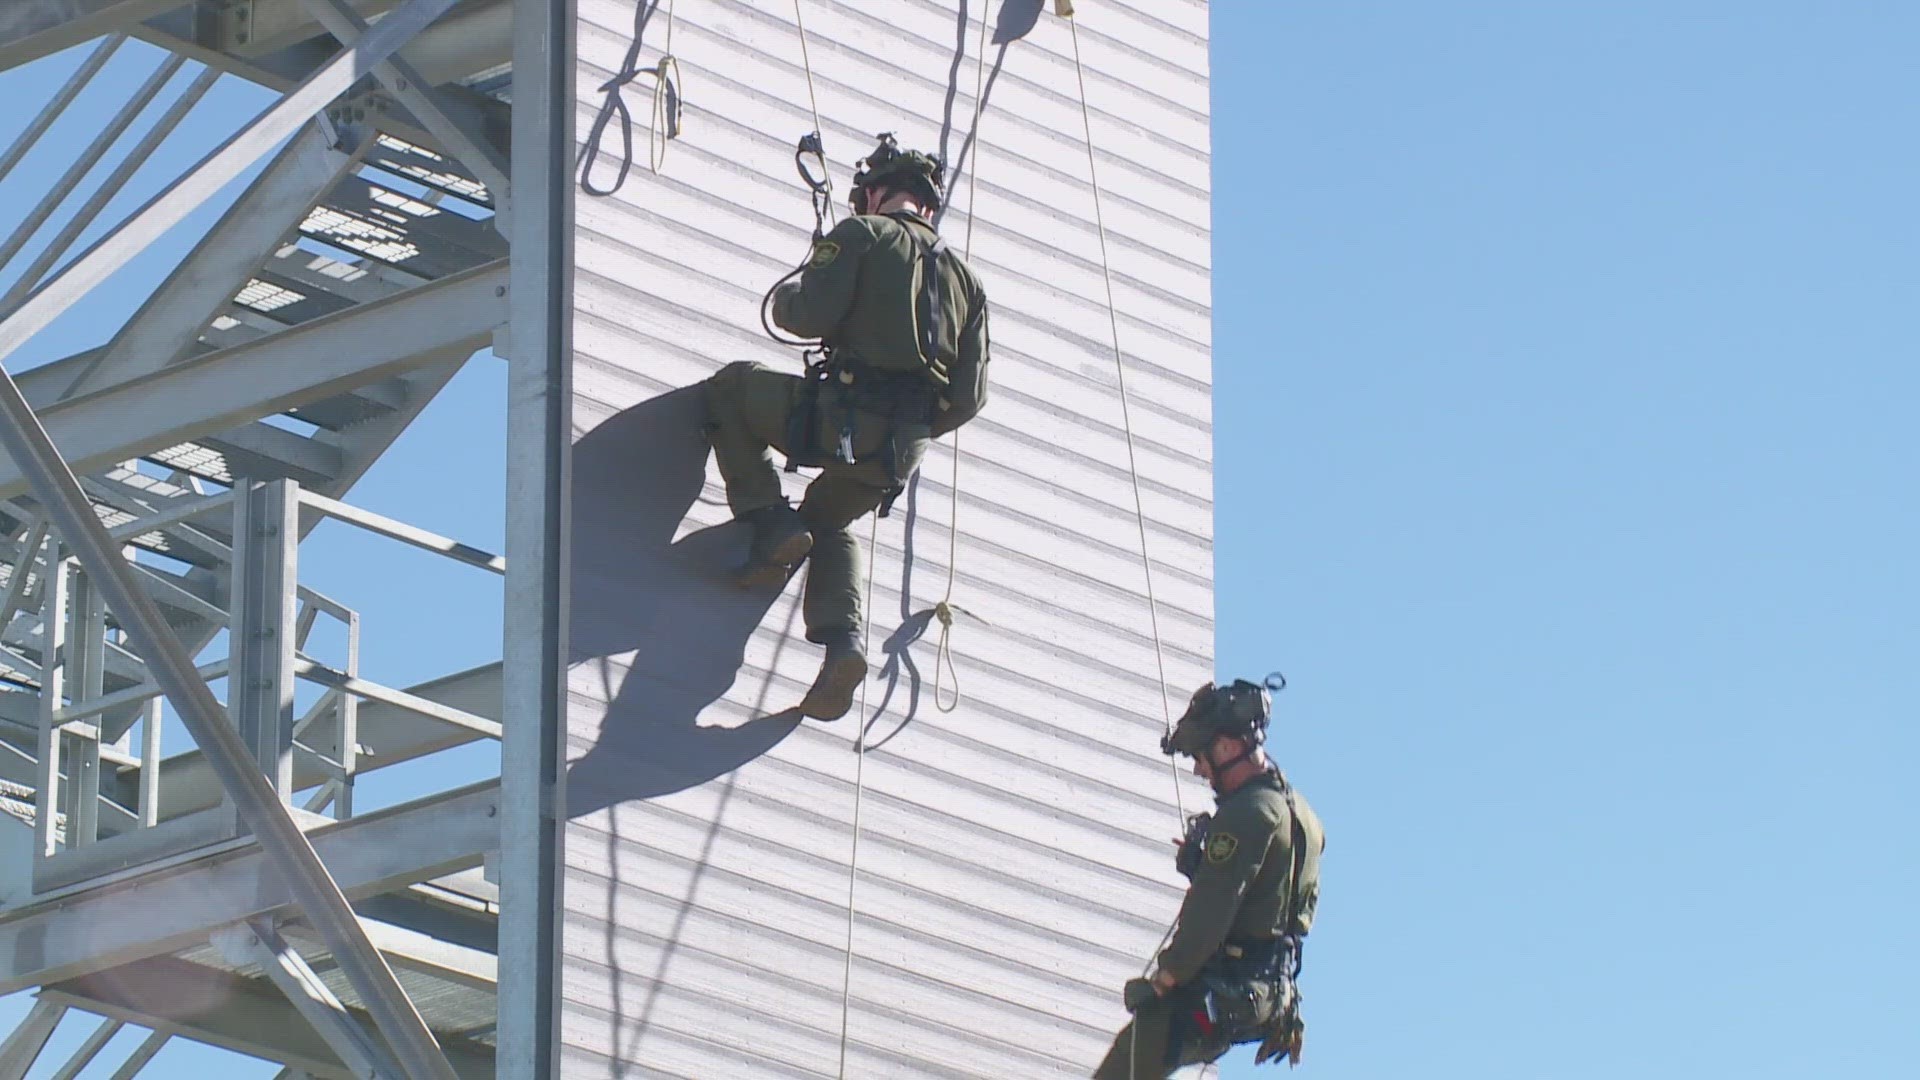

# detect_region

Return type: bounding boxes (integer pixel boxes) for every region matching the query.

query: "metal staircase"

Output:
[0,3,525,1076]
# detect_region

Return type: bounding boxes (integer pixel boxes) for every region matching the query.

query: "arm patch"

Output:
[1204,832,1239,865]
[809,239,841,267]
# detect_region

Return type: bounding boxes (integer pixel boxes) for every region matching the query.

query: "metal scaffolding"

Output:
[0,2,524,1076]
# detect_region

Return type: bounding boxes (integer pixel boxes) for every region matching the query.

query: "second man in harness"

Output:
[702,134,991,720]
[1094,678,1326,1078]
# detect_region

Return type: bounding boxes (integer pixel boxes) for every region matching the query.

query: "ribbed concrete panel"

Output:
[564,1,1213,1075]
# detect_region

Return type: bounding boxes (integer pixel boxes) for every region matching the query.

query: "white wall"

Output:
[563,1,1213,1075]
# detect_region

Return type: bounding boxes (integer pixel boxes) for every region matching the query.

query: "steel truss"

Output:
[0,2,523,1077]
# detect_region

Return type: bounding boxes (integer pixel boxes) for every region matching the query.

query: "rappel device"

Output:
[759,130,836,350]
[1174,810,1213,880]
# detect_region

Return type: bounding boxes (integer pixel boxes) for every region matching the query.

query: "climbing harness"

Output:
[768,144,952,522]
[579,0,682,195]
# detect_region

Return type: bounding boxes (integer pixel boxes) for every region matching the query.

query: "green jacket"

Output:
[1158,771,1325,983]
[771,211,990,438]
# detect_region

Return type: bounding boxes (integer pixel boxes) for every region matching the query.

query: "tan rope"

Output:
[647,0,679,173]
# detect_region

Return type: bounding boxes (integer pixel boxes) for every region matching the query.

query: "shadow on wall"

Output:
[933,0,1037,230]
[564,386,803,816]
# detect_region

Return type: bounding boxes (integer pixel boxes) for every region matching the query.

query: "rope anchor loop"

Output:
[578,0,683,194]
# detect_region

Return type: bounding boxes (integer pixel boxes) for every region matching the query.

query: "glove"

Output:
[1122,977,1158,1013]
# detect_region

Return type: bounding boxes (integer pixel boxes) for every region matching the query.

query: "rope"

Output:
[834,6,994,1069]
[1062,15,1187,1073]
[835,510,881,1077]
[792,0,836,229]
[1066,14,1185,826]
[930,4,995,715]
[579,0,681,195]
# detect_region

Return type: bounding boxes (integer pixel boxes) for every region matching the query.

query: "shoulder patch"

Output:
[1204,832,1239,865]
[809,239,841,267]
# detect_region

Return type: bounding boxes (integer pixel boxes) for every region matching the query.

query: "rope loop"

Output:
[932,600,961,713]
[579,0,681,195]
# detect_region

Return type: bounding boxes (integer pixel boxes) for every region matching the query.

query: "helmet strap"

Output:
[1204,736,1264,793]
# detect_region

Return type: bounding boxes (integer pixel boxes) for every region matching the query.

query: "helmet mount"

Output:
[850,132,945,213]
[1160,672,1287,760]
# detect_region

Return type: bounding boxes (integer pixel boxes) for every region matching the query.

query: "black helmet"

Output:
[1160,674,1285,757]
[851,132,944,211]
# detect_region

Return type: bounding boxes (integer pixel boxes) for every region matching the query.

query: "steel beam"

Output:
[220,0,403,57]
[0,780,500,994]
[500,0,572,1074]
[0,54,186,281]
[107,1031,169,1080]
[301,0,511,223]
[0,998,65,1080]
[0,274,462,1077]
[299,491,505,575]
[230,481,300,796]
[6,66,222,306]
[126,662,500,826]
[217,919,399,1080]
[0,262,505,501]
[46,1016,121,1080]
[41,957,497,1080]
[0,35,123,186]
[60,121,365,400]
[31,557,68,861]
[0,0,466,378]
[284,916,496,993]
[0,0,178,73]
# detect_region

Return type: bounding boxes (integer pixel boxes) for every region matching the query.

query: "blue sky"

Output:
[1214,3,1916,1077]
[3,2,1918,1077]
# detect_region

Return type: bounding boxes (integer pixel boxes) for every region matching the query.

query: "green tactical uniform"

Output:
[703,207,990,650]
[1094,771,1325,1079]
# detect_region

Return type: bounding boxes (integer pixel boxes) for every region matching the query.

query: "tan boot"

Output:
[799,643,867,720]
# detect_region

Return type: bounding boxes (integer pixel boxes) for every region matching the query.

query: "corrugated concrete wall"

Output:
[563,1,1213,1074]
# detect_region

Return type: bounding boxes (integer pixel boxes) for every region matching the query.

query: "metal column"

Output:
[231,479,301,798]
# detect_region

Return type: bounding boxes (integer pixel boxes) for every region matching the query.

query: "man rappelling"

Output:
[701,133,992,721]
[1095,677,1326,1078]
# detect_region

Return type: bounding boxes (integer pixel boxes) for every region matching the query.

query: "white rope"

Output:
[835,510,881,1078]
[1065,14,1186,828]
[792,0,836,227]
[836,6,995,1071]
[931,2,995,715]
[1063,17,1198,1076]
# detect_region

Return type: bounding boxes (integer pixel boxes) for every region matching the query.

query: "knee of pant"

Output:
[805,527,857,565]
[705,361,762,413]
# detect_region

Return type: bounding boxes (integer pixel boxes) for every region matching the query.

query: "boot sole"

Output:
[799,653,868,721]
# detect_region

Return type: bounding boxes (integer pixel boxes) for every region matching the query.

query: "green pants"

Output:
[702,361,928,643]
[1093,984,1221,1079]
